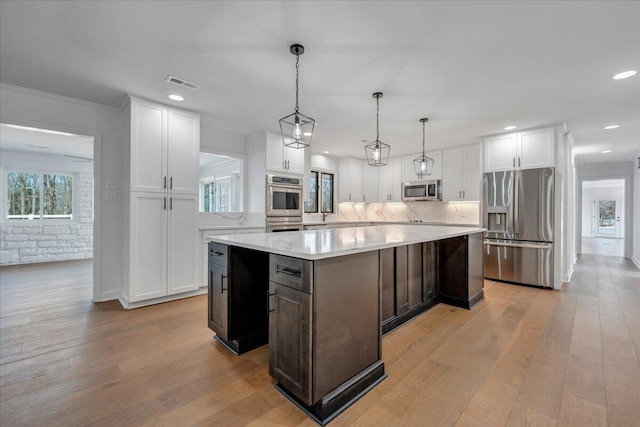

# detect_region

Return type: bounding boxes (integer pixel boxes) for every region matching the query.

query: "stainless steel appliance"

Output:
[266,174,303,232]
[401,180,442,201]
[266,217,304,232]
[483,167,554,288]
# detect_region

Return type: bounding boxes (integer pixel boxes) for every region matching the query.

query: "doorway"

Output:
[581,179,625,257]
[0,122,96,298]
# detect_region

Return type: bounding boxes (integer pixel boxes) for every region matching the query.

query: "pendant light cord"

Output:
[295,54,300,113]
[376,96,380,141]
[422,120,426,155]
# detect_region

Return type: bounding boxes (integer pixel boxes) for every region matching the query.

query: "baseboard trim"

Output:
[120,287,207,309]
[631,256,640,270]
[94,289,120,302]
[562,265,574,283]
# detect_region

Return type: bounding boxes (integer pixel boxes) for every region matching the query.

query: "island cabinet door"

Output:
[208,261,228,342]
[268,281,313,405]
[423,241,438,301]
[395,244,423,315]
[380,248,395,323]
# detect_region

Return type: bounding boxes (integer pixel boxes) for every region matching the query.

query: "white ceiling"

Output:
[0,124,94,159]
[0,1,638,165]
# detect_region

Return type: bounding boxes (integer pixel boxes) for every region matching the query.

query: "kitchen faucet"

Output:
[322,212,331,222]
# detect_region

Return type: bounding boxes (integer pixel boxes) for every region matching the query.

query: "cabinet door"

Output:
[284,145,305,175]
[462,144,481,200]
[167,109,200,194]
[442,147,463,202]
[484,133,517,172]
[518,127,554,170]
[129,192,167,301]
[338,157,363,202]
[130,100,167,192]
[380,248,395,323]
[265,133,285,172]
[423,241,438,302]
[407,243,423,308]
[208,262,228,341]
[167,194,199,295]
[269,282,313,405]
[362,161,379,203]
[402,150,443,182]
[377,157,402,202]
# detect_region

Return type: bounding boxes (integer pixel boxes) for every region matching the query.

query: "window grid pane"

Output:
[305,171,318,213]
[43,174,73,218]
[321,173,333,213]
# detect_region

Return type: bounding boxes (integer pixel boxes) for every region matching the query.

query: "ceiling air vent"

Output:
[165,75,200,90]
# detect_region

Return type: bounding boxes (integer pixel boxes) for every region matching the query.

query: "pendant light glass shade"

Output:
[365,92,390,167]
[413,118,434,178]
[280,44,315,149]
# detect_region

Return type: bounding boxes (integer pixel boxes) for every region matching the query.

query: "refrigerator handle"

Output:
[513,174,519,235]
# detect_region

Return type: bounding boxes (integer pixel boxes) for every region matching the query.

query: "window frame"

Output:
[198,149,246,214]
[3,167,77,223]
[305,169,335,214]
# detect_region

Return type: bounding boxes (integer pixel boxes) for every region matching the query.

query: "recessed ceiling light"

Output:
[504,126,517,131]
[613,70,637,80]
[303,132,313,136]
[601,150,612,154]
[604,125,620,130]
[168,94,184,102]
[323,151,329,154]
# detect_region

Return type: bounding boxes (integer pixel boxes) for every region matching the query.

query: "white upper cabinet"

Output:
[402,150,443,182]
[338,157,363,202]
[379,156,403,202]
[484,127,554,172]
[484,133,517,172]
[443,144,480,202]
[518,127,555,170]
[266,132,305,175]
[362,161,380,203]
[128,97,200,194]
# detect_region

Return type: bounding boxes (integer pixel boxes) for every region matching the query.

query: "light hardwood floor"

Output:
[1,256,638,426]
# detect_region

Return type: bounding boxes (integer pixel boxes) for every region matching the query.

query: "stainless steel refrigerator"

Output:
[483,167,554,288]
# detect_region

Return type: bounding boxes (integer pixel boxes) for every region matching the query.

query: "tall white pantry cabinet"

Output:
[121,96,200,307]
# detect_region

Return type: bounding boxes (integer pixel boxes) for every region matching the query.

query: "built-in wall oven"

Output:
[266,174,303,232]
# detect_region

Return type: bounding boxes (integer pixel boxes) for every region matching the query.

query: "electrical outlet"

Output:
[104,180,117,190]
[104,191,117,202]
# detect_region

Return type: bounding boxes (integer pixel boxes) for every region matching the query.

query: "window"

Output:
[305,170,334,213]
[199,152,243,213]
[6,171,73,220]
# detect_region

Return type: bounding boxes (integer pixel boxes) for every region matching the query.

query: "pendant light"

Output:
[279,44,315,149]
[413,118,434,178]
[364,92,390,167]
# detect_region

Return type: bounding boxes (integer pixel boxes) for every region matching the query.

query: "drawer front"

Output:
[208,242,228,267]
[269,254,313,293]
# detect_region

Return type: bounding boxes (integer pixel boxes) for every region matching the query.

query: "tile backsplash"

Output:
[312,201,480,224]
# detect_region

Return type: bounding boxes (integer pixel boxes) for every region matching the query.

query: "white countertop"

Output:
[199,225,264,231]
[207,224,485,260]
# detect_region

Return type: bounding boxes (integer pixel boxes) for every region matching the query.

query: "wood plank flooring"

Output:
[1,256,638,426]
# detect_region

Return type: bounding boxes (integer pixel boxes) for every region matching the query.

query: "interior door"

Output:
[594,197,622,238]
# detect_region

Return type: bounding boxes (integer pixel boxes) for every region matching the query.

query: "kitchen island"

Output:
[207,224,484,425]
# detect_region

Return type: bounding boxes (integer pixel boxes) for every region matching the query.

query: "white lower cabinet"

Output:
[126,192,198,304]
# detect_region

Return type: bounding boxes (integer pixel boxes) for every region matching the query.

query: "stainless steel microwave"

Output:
[402,180,442,201]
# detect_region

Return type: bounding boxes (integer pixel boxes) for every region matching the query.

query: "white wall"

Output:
[0,83,122,301]
[0,150,94,264]
[633,151,640,268]
[576,161,634,258]
[581,182,625,237]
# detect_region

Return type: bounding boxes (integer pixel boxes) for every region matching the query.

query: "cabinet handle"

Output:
[170,176,173,189]
[210,251,224,257]
[221,274,227,294]
[170,197,173,210]
[349,194,352,201]
[287,160,290,169]
[459,190,462,198]
[267,291,275,314]
[462,190,465,199]
[363,194,366,202]
[513,157,515,168]
[163,197,166,210]
[163,176,167,189]
[518,157,521,167]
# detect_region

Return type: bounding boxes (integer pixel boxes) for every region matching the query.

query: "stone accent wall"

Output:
[0,172,93,265]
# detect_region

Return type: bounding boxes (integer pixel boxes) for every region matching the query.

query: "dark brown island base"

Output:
[207,225,484,425]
